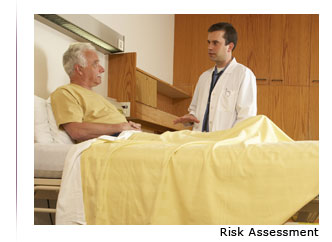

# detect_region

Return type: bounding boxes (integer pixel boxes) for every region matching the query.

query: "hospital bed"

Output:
[34,95,74,221]
[34,95,127,222]
[34,96,319,225]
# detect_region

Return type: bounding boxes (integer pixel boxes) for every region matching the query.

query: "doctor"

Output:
[174,22,257,132]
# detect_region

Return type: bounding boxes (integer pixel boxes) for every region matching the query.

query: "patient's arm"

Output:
[62,121,141,142]
[173,114,200,125]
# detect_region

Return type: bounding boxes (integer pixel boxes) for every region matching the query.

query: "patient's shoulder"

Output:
[52,83,88,98]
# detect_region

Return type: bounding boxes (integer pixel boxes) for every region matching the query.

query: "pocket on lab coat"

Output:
[220,89,237,112]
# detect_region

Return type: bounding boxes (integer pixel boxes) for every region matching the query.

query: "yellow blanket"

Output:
[80,115,319,224]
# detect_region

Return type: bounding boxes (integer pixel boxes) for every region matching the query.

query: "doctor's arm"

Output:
[234,70,257,125]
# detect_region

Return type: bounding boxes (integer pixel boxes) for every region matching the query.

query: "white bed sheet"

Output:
[34,143,74,178]
[55,131,138,224]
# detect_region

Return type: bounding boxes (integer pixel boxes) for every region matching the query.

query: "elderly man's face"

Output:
[81,50,105,88]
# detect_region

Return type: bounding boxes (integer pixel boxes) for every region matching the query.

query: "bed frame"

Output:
[34,178,61,214]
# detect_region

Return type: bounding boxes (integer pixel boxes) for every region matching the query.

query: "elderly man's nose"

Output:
[99,65,105,73]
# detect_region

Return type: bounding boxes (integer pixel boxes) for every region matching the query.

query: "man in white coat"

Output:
[174,22,257,132]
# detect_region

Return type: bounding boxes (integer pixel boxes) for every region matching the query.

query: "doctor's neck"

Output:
[215,56,233,68]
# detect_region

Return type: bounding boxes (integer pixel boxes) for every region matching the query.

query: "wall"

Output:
[91,14,174,84]
[34,19,108,99]
[34,14,175,99]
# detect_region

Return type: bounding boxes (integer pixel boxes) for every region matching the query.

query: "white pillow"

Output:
[34,95,54,143]
[46,98,74,144]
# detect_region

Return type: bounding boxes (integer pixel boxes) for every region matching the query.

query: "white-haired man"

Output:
[51,42,141,143]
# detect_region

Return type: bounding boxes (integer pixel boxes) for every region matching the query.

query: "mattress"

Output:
[34,143,74,178]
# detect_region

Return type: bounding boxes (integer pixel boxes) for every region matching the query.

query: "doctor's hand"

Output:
[173,114,200,125]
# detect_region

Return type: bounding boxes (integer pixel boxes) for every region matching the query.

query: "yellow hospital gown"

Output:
[50,83,127,128]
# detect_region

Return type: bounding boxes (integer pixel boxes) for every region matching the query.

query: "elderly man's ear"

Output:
[74,64,83,76]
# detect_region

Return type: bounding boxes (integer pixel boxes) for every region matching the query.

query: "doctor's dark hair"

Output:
[208,22,238,51]
[63,42,96,77]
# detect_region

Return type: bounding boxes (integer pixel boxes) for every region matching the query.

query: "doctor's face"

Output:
[81,50,105,88]
[207,30,233,66]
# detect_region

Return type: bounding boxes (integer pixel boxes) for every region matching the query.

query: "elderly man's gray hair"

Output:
[63,42,96,77]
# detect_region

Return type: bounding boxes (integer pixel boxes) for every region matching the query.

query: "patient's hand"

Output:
[128,121,141,131]
[173,114,200,125]
[121,121,141,131]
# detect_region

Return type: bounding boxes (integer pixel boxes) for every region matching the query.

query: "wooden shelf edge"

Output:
[132,102,190,131]
[136,68,191,99]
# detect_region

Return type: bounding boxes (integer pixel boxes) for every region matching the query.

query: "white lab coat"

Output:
[189,58,257,132]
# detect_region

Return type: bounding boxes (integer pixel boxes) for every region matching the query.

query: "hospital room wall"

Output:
[34,15,174,99]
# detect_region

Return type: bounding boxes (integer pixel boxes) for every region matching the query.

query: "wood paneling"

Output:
[230,14,271,80]
[310,15,319,85]
[136,70,157,108]
[230,14,250,67]
[308,15,319,140]
[269,86,309,140]
[269,86,284,130]
[157,93,174,115]
[283,86,309,140]
[172,98,192,117]
[270,15,311,86]
[309,86,319,140]
[286,15,311,86]
[246,15,271,80]
[108,53,137,115]
[257,84,269,116]
[173,14,195,95]
[270,14,286,84]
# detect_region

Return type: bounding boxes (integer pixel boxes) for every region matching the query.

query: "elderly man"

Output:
[51,42,141,142]
[174,22,257,132]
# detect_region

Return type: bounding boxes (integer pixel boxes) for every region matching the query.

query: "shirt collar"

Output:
[212,57,237,75]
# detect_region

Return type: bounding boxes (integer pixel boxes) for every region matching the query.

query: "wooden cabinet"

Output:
[174,14,319,140]
[256,83,312,140]
[268,86,309,140]
[108,52,191,133]
[260,14,317,140]
[231,14,271,80]
[270,14,311,86]
[308,15,319,140]
[309,86,319,140]
[246,15,271,80]
[135,69,157,108]
[310,15,319,83]
[256,81,270,116]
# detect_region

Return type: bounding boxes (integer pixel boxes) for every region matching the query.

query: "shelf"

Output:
[108,52,191,133]
[132,102,186,131]
[136,68,191,99]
